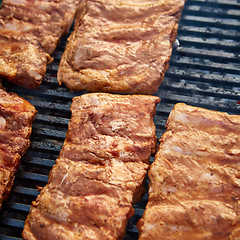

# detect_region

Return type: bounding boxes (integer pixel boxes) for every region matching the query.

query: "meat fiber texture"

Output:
[0,83,36,209]
[22,93,160,240]
[58,0,186,94]
[138,103,240,240]
[0,0,81,88]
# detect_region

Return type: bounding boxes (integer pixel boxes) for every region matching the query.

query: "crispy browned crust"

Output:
[0,39,50,89]
[58,0,186,94]
[0,0,81,88]
[0,0,82,54]
[138,103,240,240]
[23,93,160,240]
[0,87,37,209]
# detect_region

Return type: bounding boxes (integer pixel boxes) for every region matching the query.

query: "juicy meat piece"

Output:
[0,39,49,89]
[0,0,81,88]
[0,0,82,54]
[22,93,160,240]
[0,84,36,209]
[138,103,240,240]
[58,0,185,94]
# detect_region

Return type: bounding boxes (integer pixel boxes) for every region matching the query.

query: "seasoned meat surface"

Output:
[0,0,81,88]
[138,103,240,240]
[0,84,36,209]
[0,40,49,89]
[0,0,82,54]
[23,93,160,240]
[58,0,185,94]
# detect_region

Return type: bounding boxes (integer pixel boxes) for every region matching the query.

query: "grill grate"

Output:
[0,0,240,239]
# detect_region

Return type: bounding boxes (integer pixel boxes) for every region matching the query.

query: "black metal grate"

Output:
[0,0,239,239]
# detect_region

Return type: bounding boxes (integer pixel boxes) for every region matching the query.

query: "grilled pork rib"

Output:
[0,83,36,209]
[0,39,50,89]
[0,0,81,88]
[58,0,185,94]
[138,103,240,240]
[23,93,160,240]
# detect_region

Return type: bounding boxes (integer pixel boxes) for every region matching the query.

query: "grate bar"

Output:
[30,141,62,154]
[6,203,30,213]
[177,35,240,49]
[16,88,75,101]
[32,127,67,140]
[35,114,69,126]
[170,56,240,74]
[0,219,24,229]
[187,0,240,9]
[12,187,39,197]
[25,157,55,168]
[17,172,48,183]
[166,67,240,85]
[161,78,240,100]
[185,6,240,20]
[28,100,71,114]
[181,16,240,29]
[178,25,240,39]
[158,92,239,113]
[0,236,20,240]
[176,47,239,62]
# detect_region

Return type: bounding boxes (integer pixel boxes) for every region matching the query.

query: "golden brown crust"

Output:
[58,0,186,94]
[0,0,81,88]
[0,87,37,209]
[23,93,160,240]
[138,103,240,240]
[1,0,82,54]
[0,40,50,89]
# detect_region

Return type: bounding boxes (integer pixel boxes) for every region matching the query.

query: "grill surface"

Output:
[0,0,239,239]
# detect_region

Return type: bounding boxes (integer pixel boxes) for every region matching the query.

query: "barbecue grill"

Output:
[0,0,239,239]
